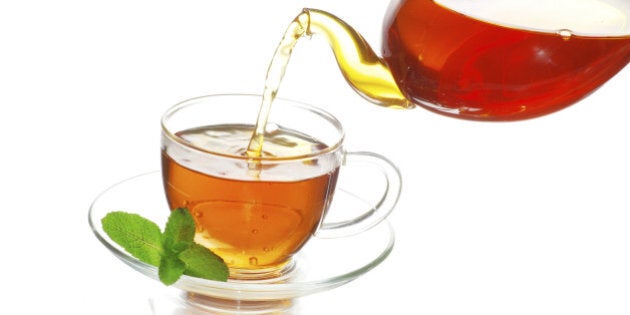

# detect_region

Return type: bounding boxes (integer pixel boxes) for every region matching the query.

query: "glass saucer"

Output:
[88,171,395,301]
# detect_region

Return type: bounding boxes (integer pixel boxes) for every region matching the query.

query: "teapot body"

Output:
[382,0,630,121]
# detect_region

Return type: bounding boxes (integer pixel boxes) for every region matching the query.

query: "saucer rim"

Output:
[88,171,395,300]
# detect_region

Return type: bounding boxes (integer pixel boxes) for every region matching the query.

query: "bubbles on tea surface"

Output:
[170,124,337,181]
[558,29,573,40]
[249,257,259,266]
[263,246,272,252]
[251,229,259,235]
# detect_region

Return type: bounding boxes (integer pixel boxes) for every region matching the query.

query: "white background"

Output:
[1,0,629,314]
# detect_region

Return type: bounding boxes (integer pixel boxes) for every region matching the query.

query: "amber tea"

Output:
[383,0,630,120]
[162,124,338,274]
[160,94,401,281]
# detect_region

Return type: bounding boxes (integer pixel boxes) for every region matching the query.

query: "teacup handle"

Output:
[315,151,402,238]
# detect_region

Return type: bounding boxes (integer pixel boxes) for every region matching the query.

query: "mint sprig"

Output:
[102,208,229,285]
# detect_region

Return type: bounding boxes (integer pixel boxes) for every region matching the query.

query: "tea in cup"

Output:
[161,94,401,280]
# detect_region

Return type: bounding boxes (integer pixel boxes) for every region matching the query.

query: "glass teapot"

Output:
[292,0,630,121]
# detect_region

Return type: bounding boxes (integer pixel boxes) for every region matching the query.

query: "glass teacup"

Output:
[161,94,401,281]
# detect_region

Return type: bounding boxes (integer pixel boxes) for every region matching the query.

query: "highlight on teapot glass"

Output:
[282,0,630,121]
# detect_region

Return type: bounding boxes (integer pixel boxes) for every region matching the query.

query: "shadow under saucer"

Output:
[149,288,298,315]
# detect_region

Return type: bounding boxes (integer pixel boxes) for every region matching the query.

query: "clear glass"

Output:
[160,94,401,280]
[381,0,630,120]
[296,0,630,120]
[88,171,395,301]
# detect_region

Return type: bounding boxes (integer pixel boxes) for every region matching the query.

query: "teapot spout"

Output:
[301,9,413,109]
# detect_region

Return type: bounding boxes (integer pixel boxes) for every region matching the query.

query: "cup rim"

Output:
[161,93,346,162]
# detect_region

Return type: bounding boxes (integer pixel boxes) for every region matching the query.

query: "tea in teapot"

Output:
[381,0,630,120]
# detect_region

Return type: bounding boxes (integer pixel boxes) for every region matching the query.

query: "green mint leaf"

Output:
[101,211,163,267]
[102,208,229,285]
[162,208,195,253]
[158,207,196,285]
[180,243,229,282]
[159,255,186,285]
